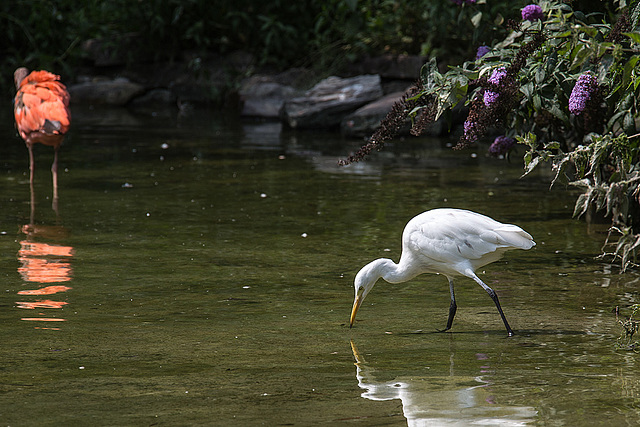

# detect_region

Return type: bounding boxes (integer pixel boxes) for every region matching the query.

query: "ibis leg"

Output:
[28,144,36,223]
[28,144,35,187]
[469,273,514,337]
[52,147,59,214]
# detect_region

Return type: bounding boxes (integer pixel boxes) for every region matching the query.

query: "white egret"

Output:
[349,208,535,336]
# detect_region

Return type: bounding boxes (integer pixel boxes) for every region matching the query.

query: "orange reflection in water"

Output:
[18,241,74,283]
[16,300,69,309]
[17,222,75,328]
[17,285,72,295]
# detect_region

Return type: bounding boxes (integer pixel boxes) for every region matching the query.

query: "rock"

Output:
[130,88,176,108]
[281,75,383,129]
[342,88,460,138]
[129,89,177,117]
[239,76,299,118]
[68,77,145,106]
[341,90,409,137]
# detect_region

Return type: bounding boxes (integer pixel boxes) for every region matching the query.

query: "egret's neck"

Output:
[358,257,419,286]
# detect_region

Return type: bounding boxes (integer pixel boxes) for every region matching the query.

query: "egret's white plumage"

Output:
[349,208,535,336]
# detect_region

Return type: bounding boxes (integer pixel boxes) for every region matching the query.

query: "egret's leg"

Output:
[445,278,457,330]
[438,278,457,332]
[468,271,514,337]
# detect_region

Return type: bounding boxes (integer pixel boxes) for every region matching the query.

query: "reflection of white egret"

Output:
[349,209,535,336]
[351,341,537,426]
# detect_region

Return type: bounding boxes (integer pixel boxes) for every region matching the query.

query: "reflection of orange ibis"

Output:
[13,68,71,205]
[21,223,68,240]
[18,241,74,283]
[15,300,69,309]
[18,285,72,295]
[16,196,74,329]
[18,223,74,284]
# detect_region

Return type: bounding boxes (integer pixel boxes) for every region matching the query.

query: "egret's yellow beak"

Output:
[349,289,364,328]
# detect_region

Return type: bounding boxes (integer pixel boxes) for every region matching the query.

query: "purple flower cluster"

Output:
[483,67,507,107]
[464,119,476,135]
[489,136,515,156]
[476,45,491,59]
[569,72,598,115]
[522,4,544,21]
[457,33,545,149]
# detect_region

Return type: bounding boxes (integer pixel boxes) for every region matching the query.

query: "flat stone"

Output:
[281,75,383,129]
[68,77,145,106]
[130,88,176,108]
[239,76,298,118]
[341,91,409,137]
[342,88,459,138]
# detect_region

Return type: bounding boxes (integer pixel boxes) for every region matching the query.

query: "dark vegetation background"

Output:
[3,0,638,269]
[1,0,549,100]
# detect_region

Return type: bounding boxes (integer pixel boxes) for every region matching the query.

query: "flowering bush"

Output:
[521,4,544,22]
[476,45,491,59]
[489,135,516,156]
[483,67,508,106]
[568,71,598,115]
[341,0,640,270]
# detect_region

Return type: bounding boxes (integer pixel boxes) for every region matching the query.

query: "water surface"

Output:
[0,105,638,425]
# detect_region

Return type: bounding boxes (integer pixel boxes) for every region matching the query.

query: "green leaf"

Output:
[520,82,535,99]
[572,191,590,218]
[623,56,640,90]
[522,156,542,177]
[623,32,640,44]
[535,66,546,85]
[420,58,440,92]
[624,112,636,133]
[471,11,483,28]
[545,141,561,150]
[570,44,592,70]
[608,110,628,129]
[547,103,569,124]
[533,94,542,111]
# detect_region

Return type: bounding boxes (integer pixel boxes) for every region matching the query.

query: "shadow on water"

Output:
[396,328,589,336]
[0,105,639,424]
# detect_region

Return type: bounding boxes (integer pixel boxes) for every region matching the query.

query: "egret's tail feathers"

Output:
[494,225,535,250]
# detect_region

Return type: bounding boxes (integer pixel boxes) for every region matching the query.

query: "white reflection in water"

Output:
[351,341,537,426]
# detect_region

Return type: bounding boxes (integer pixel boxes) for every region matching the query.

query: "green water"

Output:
[1,106,639,425]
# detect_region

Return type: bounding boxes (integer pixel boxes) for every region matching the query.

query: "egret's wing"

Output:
[407,222,491,263]
[485,224,535,250]
[405,210,534,264]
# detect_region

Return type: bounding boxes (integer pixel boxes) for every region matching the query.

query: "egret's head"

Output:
[349,259,389,328]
